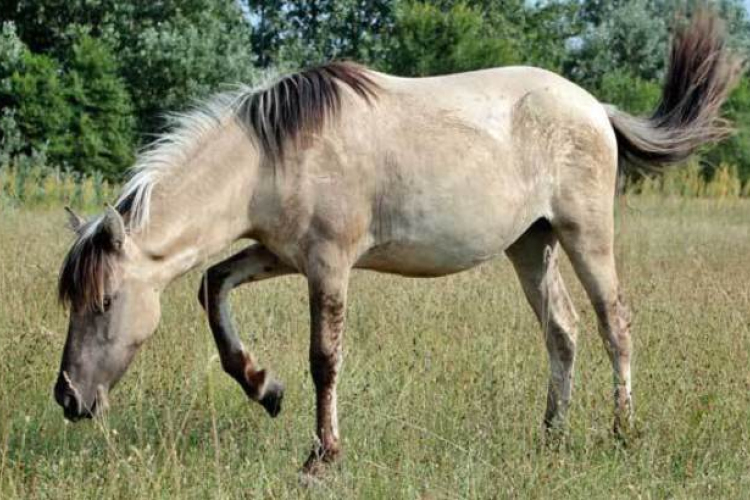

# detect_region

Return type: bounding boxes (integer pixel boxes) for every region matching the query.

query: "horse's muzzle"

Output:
[54,374,94,421]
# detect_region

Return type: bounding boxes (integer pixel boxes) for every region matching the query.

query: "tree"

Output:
[244,0,395,68]
[0,24,72,167]
[107,9,259,133]
[249,0,287,68]
[705,77,750,181]
[386,1,520,77]
[0,24,135,178]
[2,0,258,136]
[64,35,135,177]
[565,0,669,90]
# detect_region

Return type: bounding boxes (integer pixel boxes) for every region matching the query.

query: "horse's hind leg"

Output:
[555,210,633,437]
[506,219,579,434]
[198,244,294,416]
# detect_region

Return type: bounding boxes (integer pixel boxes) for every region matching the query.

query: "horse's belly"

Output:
[356,241,494,277]
[355,212,518,277]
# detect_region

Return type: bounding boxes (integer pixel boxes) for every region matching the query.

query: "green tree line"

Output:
[1,0,749,182]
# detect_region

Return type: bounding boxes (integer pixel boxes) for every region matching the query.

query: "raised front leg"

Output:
[302,247,350,475]
[198,244,294,416]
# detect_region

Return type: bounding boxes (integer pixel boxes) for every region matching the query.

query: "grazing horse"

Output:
[55,12,741,473]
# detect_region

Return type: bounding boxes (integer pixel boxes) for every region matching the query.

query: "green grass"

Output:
[1,197,749,498]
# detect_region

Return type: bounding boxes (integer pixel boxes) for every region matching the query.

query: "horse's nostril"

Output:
[55,374,84,419]
[54,377,67,406]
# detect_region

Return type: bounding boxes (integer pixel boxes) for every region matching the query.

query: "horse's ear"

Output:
[64,206,85,233]
[101,205,126,251]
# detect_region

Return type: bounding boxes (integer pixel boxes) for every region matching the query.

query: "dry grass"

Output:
[1,197,749,499]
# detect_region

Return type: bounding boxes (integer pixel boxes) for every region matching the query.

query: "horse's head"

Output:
[54,206,161,421]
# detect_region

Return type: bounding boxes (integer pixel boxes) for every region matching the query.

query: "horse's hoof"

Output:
[259,379,284,417]
[301,444,341,477]
[543,423,568,450]
[613,416,639,446]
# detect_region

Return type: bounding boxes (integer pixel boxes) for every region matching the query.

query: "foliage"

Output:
[0,166,115,208]
[0,24,71,169]
[63,35,135,177]
[244,0,395,68]
[0,26,134,179]
[3,1,750,181]
[105,10,258,132]
[598,69,662,116]
[2,0,258,135]
[566,0,669,89]
[704,77,750,181]
[386,1,520,77]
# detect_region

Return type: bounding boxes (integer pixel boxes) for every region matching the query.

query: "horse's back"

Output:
[369,65,618,187]
[345,67,618,275]
[374,66,611,129]
[272,66,620,277]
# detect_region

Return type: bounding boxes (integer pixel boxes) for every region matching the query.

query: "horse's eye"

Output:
[102,296,112,312]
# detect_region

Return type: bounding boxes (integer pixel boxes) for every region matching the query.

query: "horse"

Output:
[54,11,741,474]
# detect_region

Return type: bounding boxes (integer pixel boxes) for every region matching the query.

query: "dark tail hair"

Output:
[607,10,744,174]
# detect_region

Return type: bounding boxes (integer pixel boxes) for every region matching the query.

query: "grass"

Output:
[0,197,749,498]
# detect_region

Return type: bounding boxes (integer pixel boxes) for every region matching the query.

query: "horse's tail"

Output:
[606,10,744,174]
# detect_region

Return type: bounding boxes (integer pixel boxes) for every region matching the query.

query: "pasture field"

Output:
[0,197,749,499]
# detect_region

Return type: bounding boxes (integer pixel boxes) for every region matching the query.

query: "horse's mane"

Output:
[59,61,379,311]
[238,61,380,160]
[118,61,379,231]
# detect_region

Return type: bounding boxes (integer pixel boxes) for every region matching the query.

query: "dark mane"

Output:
[58,219,119,311]
[237,61,380,160]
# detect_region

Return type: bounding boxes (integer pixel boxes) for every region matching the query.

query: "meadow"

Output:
[0,197,749,499]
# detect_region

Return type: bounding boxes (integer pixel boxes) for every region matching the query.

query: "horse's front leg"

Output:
[198,244,294,416]
[302,246,350,475]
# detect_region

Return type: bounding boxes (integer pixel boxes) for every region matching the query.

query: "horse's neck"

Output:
[131,123,258,286]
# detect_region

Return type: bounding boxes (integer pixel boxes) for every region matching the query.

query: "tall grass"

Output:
[1,161,748,213]
[0,198,748,498]
[0,167,116,210]
[628,161,750,198]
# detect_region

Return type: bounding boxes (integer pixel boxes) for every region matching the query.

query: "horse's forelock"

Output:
[58,220,118,312]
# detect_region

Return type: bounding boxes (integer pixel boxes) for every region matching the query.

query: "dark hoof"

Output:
[301,444,341,477]
[544,427,568,451]
[259,379,284,417]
